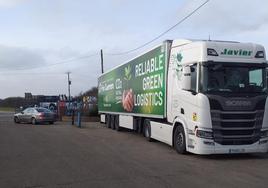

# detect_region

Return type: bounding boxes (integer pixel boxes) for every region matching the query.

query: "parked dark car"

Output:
[14,107,56,125]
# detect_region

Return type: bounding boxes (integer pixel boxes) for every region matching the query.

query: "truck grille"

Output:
[211,110,264,145]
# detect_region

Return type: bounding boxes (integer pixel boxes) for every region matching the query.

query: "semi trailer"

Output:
[98,39,268,154]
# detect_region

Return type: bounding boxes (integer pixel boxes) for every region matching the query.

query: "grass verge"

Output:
[0,107,15,112]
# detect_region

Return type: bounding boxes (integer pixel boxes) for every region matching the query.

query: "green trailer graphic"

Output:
[98,42,169,118]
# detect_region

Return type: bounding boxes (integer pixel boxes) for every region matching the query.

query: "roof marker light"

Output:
[207,48,218,56]
[255,51,265,58]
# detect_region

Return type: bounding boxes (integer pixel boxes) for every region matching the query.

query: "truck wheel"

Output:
[111,115,115,130]
[174,125,186,154]
[105,115,108,124]
[107,115,111,128]
[144,119,152,142]
[138,118,143,134]
[115,115,121,131]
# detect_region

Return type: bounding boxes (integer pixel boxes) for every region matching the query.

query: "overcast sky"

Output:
[0,0,268,99]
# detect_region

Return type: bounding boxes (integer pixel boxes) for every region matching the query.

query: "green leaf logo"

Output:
[124,65,132,81]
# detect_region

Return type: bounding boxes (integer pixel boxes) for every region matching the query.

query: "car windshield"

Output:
[200,62,267,94]
[23,108,31,113]
[36,108,51,113]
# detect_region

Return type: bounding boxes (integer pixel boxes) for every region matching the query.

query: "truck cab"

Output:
[167,39,268,154]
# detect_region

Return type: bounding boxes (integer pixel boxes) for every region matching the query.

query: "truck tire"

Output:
[144,119,152,142]
[138,118,144,134]
[105,115,108,124]
[174,125,186,154]
[107,115,111,128]
[115,115,121,131]
[111,115,115,130]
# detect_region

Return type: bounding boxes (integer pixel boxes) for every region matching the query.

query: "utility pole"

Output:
[100,49,104,74]
[67,72,71,102]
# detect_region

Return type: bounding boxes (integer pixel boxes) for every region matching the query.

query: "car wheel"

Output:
[31,118,36,125]
[174,125,186,154]
[144,119,152,142]
[14,117,20,124]
[49,121,54,125]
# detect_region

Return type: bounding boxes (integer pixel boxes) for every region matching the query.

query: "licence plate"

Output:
[229,148,245,154]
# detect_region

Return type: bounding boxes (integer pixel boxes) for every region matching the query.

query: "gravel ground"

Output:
[0,112,268,188]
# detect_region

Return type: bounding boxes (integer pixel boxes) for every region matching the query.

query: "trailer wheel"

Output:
[174,125,186,154]
[107,115,111,128]
[144,119,152,142]
[111,115,115,130]
[115,115,121,131]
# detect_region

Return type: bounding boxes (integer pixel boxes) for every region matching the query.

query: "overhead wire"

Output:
[105,0,210,56]
[0,52,99,72]
[0,0,210,73]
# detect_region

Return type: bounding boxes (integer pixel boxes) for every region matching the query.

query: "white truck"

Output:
[98,39,268,154]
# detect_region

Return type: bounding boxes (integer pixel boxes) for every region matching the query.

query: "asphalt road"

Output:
[1,112,268,188]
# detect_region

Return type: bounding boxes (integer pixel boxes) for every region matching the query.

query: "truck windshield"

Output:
[200,62,267,94]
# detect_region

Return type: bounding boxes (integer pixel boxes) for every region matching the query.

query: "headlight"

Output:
[195,129,213,139]
[260,130,268,138]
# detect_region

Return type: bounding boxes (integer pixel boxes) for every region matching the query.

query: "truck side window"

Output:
[190,64,197,92]
[249,69,262,86]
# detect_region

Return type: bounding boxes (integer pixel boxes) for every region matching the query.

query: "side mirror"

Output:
[21,111,24,114]
[182,66,191,91]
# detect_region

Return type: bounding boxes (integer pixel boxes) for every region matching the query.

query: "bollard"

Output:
[71,109,74,125]
[77,111,81,128]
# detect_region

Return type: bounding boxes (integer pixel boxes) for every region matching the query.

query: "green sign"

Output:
[220,48,253,56]
[98,43,168,117]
